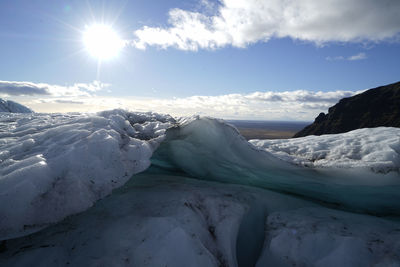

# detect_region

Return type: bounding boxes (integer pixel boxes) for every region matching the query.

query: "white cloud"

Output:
[0,81,50,96]
[132,0,400,51]
[348,52,367,61]
[326,52,367,61]
[199,0,217,13]
[0,80,109,97]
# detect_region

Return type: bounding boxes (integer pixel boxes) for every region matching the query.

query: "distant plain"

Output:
[228,120,310,140]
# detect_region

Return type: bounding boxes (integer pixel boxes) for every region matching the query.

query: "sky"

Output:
[0,0,399,120]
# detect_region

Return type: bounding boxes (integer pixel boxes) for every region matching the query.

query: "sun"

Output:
[83,24,124,60]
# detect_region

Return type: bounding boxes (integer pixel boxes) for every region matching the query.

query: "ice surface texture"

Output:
[1,111,399,241]
[1,174,399,267]
[0,98,33,113]
[0,110,174,240]
[257,207,400,266]
[152,117,400,215]
[250,127,400,173]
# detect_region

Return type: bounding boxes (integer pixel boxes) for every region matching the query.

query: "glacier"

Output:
[250,127,400,173]
[0,110,399,266]
[0,110,174,239]
[1,174,399,267]
[151,117,400,214]
[0,98,33,113]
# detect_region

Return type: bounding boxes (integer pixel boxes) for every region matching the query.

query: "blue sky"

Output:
[0,0,399,120]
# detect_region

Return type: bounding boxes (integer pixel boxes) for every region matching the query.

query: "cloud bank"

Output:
[2,79,362,120]
[22,88,361,121]
[0,80,109,97]
[140,89,362,120]
[132,0,400,50]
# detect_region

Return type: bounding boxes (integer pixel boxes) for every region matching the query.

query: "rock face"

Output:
[294,81,400,137]
[0,98,33,113]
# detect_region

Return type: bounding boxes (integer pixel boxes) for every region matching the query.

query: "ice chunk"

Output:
[0,110,174,240]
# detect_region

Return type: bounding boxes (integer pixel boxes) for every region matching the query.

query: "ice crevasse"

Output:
[0,109,399,240]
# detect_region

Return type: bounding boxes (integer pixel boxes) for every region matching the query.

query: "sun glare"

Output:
[83,24,124,60]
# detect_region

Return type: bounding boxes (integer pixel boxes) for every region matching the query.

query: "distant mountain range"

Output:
[294,81,400,137]
[0,98,33,113]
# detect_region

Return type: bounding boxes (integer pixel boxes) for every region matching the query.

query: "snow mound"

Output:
[250,127,400,173]
[0,110,174,240]
[0,99,33,113]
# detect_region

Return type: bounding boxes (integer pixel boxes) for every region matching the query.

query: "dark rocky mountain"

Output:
[294,81,400,137]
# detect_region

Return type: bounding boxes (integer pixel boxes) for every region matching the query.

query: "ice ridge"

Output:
[151,117,400,215]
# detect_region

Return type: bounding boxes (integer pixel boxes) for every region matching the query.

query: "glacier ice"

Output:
[250,127,400,173]
[257,207,400,267]
[1,110,399,243]
[0,110,174,239]
[1,174,399,267]
[0,98,33,113]
[152,117,400,215]
[152,118,400,217]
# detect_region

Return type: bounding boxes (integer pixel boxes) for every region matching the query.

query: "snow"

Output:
[1,173,399,266]
[0,110,174,240]
[0,98,33,113]
[250,127,400,173]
